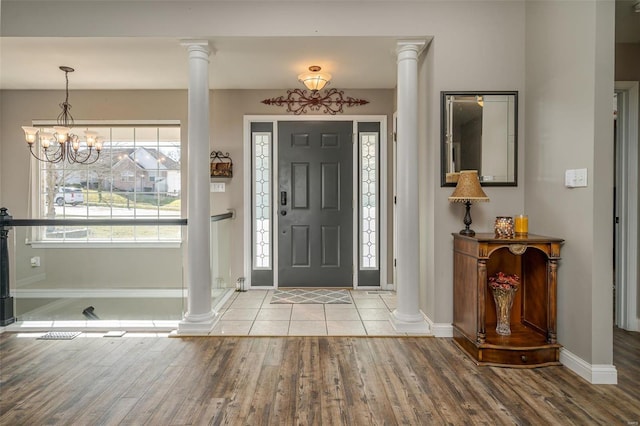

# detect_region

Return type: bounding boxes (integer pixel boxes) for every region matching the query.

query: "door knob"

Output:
[280,210,287,216]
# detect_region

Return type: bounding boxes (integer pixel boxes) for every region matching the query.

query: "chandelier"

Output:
[21,66,102,165]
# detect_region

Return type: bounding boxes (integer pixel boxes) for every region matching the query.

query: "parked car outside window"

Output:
[54,187,84,206]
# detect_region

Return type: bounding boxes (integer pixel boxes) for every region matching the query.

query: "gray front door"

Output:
[278,121,353,287]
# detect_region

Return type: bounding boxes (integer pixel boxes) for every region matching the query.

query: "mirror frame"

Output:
[440,90,518,187]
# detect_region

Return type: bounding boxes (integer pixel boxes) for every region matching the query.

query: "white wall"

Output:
[525,1,615,365]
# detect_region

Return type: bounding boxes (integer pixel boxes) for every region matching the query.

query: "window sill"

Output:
[28,241,183,249]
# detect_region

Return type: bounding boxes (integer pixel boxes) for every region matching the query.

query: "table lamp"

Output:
[448,170,489,236]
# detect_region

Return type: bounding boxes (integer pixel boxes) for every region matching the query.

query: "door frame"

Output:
[243,115,388,290]
[614,81,639,331]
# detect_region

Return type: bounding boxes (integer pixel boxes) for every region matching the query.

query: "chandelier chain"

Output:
[57,68,74,128]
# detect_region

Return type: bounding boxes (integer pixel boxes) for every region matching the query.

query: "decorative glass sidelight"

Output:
[253,132,271,269]
[360,132,378,269]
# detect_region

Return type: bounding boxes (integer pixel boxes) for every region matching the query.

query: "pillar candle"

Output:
[515,214,528,235]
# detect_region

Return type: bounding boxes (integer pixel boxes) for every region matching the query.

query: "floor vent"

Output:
[37,331,81,340]
[366,291,392,295]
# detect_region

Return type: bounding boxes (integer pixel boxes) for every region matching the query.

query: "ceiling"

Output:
[1,2,637,91]
[0,37,400,90]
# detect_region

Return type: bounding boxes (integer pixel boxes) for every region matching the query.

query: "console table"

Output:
[452,233,563,368]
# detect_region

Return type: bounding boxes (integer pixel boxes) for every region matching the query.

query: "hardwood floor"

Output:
[1,329,638,425]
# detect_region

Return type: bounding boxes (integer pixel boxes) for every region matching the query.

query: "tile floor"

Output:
[4,290,431,336]
[211,289,428,336]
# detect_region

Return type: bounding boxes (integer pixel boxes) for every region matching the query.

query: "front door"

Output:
[278,121,353,287]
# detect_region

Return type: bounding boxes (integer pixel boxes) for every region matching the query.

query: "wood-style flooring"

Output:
[1,328,638,425]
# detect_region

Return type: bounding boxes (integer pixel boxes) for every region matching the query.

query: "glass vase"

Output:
[491,286,518,335]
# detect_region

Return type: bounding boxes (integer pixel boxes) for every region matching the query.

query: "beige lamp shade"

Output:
[298,66,331,91]
[448,170,489,203]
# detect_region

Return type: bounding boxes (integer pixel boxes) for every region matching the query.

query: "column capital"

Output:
[396,39,427,57]
[180,39,215,56]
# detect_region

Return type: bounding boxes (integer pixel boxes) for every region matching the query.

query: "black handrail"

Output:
[7,218,187,227]
[211,212,233,222]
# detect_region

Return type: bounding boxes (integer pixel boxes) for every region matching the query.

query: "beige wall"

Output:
[525,1,615,364]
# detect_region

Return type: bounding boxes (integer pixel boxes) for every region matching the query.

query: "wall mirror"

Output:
[441,91,518,187]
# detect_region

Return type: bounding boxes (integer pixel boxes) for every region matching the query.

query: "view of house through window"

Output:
[35,125,182,242]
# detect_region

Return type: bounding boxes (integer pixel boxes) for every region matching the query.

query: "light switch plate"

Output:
[210,182,226,192]
[565,168,588,188]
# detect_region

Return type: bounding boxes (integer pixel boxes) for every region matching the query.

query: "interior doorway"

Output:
[614,81,639,332]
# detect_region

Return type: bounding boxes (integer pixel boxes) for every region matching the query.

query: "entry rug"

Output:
[271,289,352,304]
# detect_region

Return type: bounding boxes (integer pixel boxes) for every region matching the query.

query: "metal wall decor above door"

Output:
[261,89,369,115]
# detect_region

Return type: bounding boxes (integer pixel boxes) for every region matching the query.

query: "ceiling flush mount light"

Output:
[22,66,102,165]
[298,65,332,92]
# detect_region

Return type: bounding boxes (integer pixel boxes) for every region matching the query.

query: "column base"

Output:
[389,309,430,333]
[172,310,219,336]
[0,296,15,327]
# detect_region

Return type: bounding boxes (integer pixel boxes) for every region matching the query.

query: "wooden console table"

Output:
[452,233,563,368]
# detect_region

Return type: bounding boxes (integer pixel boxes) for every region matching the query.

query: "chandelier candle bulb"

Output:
[85,130,97,146]
[22,126,38,144]
[54,126,70,143]
[40,131,53,148]
[515,214,528,236]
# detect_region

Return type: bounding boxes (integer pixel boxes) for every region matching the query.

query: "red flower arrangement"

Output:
[488,272,520,290]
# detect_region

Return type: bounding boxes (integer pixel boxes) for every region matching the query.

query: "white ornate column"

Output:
[391,40,430,333]
[177,40,216,334]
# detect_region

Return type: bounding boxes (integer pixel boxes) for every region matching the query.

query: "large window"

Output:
[34,124,182,243]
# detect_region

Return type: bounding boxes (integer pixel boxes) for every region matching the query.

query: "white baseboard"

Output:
[559,348,618,384]
[424,315,453,337]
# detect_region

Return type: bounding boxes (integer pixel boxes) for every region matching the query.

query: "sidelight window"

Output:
[253,132,271,269]
[360,132,378,269]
